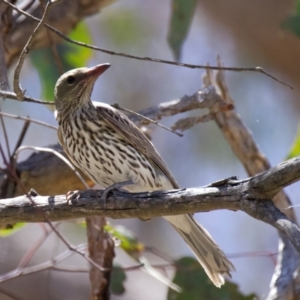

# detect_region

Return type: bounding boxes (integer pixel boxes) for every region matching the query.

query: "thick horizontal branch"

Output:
[0,186,240,223]
[1,156,300,253]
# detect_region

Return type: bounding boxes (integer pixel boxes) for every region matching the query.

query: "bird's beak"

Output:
[84,63,111,81]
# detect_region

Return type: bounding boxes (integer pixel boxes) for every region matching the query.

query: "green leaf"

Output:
[30,22,92,101]
[63,22,92,68]
[0,223,25,237]
[30,48,59,101]
[296,0,300,14]
[168,257,257,300]
[287,124,300,158]
[282,15,300,37]
[167,0,197,61]
[104,224,144,258]
[111,264,126,295]
[282,0,300,36]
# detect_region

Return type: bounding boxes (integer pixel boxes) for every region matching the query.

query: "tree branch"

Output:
[204,61,299,300]
[0,156,299,247]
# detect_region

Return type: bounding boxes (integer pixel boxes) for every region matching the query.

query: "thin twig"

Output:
[171,114,215,132]
[0,90,52,104]
[0,286,22,300]
[111,103,183,137]
[10,120,30,163]
[51,265,89,273]
[1,0,292,89]
[0,110,11,159]
[0,244,86,283]
[228,251,278,265]
[15,0,35,20]
[13,0,57,99]
[17,224,52,269]
[0,111,57,130]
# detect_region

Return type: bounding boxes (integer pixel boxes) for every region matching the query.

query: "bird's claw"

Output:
[66,180,134,206]
[66,190,83,205]
[100,180,134,206]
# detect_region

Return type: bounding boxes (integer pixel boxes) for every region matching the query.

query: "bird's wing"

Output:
[94,102,179,189]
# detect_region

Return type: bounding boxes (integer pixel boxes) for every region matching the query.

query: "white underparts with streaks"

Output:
[59,103,172,192]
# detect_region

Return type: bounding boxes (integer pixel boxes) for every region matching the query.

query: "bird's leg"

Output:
[101,180,134,202]
[65,180,133,206]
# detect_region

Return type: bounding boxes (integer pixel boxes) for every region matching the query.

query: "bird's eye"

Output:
[67,76,75,84]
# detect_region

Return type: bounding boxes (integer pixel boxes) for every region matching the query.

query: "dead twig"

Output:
[111,103,183,137]
[0,111,57,130]
[13,0,59,99]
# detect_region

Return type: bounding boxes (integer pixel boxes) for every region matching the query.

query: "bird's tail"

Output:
[164,214,235,287]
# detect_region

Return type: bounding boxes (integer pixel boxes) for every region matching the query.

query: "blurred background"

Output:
[1,0,300,299]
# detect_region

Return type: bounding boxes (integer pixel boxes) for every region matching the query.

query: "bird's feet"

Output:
[65,180,134,206]
[66,190,84,204]
[101,180,134,204]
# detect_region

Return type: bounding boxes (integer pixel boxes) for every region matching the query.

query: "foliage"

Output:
[104,224,144,258]
[30,22,92,101]
[282,0,300,36]
[287,125,300,158]
[167,0,197,60]
[111,264,127,295]
[168,257,257,300]
[0,223,25,237]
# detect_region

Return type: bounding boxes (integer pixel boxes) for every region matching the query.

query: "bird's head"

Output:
[54,63,110,112]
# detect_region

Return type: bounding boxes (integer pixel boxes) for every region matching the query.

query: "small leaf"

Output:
[30,22,92,101]
[168,257,257,300]
[111,264,126,295]
[167,0,197,61]
[104,224,144,258]
[0,223,25,237]
[287,124,300,158]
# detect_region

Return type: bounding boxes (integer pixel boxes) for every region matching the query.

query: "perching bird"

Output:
[54,63,235,287]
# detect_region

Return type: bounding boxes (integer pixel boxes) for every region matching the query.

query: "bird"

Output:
[54,63,235,287]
